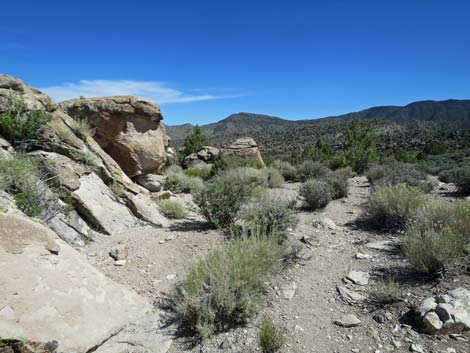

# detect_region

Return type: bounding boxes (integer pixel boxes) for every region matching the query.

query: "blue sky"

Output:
[1,0,469,125]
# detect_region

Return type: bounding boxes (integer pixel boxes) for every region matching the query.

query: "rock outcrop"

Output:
[60,96,170,178]
[0,213,151,352]
[223,137,265,167]
[417,287,470,334]
[182,146,219,168]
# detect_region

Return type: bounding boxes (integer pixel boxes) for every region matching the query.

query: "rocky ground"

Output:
[80,177,470,353]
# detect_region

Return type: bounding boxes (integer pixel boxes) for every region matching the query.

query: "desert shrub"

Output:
[263,167,284,188]
[184,163,212,180]
[230,167,268,187]
[71,118,95,139]
[0,95,50,143]
[171,233,285,338]
[327,155,348,170]
[364,184,427,229]
[366,163,434,193]
[0,154,54,218]
[296,161,330,182]
[325,174,349,199]
[166,166,204,194]
[193,170,256,228]
[442,166,470,195]
[369,277,401,305]
[332,166,355,180]
[157,199,187,219]
[271,160,297,181]
[251,186,270,199]
[225,155,265,169]
[299,179,333,210]
[236,196,297,240]
[402,225,463,274]
[259,317,285,353]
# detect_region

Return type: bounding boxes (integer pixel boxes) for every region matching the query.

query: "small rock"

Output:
[410,343,425,353]
[334,314,361,328]
[45,240,60,255]
[166,274,176,280]
[373,312,387,324]
[109,244,129,261]
[114,259,126,266]
[365,240,396,252]
[282,282,297,300]
[355,253,372,260]
[345,271,370,286]
[337,286,367,303]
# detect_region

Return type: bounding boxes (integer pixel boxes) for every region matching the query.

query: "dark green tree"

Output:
[343,119,378,173]
[183,126,210,157]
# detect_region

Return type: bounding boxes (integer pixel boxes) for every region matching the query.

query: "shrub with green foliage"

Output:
[343,119,378,173]
[0,95,50,143]
[366,163,434,193]
[296,160,330,182]
[194,169,257,228]
[441,166,470,195]
[170,233,285,338]
[369,277,402,305]
[236,196,297,239]
[184,163,212,180]
[402,225,462,274]
[364,184,426,229]
[157,199,187,219]
[271,160,297,181]
[166,166,204,194]
[263,167,284,188]
[0,154,54,218]
[71,118,95,140]
[325,174,349,199]
[299,179,333,210]
[259,317,285,353]
[183,126,210,157]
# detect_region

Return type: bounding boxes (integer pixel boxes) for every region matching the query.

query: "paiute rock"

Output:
[134,173,166,192]
[60,96,170,177]
[223,137,265,167]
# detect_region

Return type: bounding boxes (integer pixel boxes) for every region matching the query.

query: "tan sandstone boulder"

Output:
[60,96,170,177]
[0,213,151,352]
[224,137,265,167]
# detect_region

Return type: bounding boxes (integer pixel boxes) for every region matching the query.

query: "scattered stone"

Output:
[355,252,372,260]
[282,282,297,300]
[134,173,166,192]
[365,240,397,252]
[166,274,176,280]
[45,240,60,255]
[337,286,367,303]
[114,260,126,266]
[334,314,361,328]
[109,244,129,261]
[373,312,387,324]
[410,343,425,353]
[345,271,370,286]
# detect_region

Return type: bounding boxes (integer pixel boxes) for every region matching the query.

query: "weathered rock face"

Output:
[71,173,137,235]
[417,287,470,334]
[223,137,265,167]
[134,173,166,192]
[60,96,170,177]
[0,213,151,352]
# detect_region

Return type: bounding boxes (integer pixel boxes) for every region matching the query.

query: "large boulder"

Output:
[0,213,151,352]
[182,146,219,168]
[71,173,137,234]
[60,96,170,177]
[223,137,265,167]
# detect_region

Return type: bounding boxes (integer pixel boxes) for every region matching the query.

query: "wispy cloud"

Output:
[40,79,240,104]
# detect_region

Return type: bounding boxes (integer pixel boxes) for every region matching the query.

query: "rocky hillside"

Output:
[167,100,470,155]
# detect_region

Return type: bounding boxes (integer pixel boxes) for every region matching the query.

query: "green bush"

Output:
[109,182,126,198]
[299,179,333,210]
[343,119,378,173]
[364,184,427,229]
[157,199,187,219]
[296,161,330,182]
[263,167,284,188]
[325,174,349,199]
[259,317,285,353]
[71,118,95,139]
[0,95,50,143]
[369,277,401,305]
[0,154,53,218]
[236,196,297,240]
[366,163,434,193]
[183,126,210,157]
[193,169,256,228]
[271,160,297,181]
[166,166,204,194]
[184,163,212,180]
[171,234,285,338]
[402,225,463,274]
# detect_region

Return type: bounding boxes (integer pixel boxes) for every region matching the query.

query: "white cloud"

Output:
[40,79,236,104]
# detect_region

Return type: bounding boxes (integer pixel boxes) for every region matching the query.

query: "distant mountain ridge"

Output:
[166,99,470,154]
